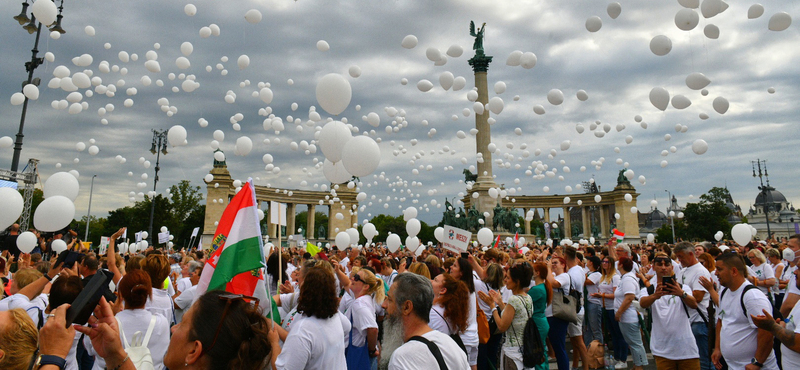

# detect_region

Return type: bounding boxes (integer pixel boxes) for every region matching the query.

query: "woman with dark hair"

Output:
[449,257,479,369]
[530,262,553,370]
[271,266,349,369]
[480,260,534,369]
[592,255,628,366]
[142,254,173,323]
[546,256,572,370]
[86,269,170,369]
[477,263,505,369]
[430,273,470,338]
[267,251,289,296]
[615,257,648,369]
[583,256,604,347]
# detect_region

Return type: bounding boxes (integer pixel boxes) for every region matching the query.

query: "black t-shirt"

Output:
[1,234,20,258]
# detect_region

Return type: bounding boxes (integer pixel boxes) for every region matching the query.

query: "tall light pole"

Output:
[10,0,67,173]
[665,190,676,244]
[752,159,772,239]
[84,174,96,241]
[148,130,168,245]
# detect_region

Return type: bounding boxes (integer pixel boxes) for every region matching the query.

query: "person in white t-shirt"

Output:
[172,260,201,324]
[564,246,591,370]
[592,255,627,365]
[448,257,479,369]
[546,256,573,370]
[271,265,348,370]
[747,249,776,299]
[346,268,383,369]
[779,235,800,318]
[142,254,174,324]
[615,257,648,369]
[752,267,800,369]
[382,273,469,370]
[674,241,713,370]
[584,256,604,347]
[766,248,786,309]
[639,252,700,369]
[429,273,469,337]
[712,252,778,370]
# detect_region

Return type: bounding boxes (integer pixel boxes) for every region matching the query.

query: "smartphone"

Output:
[65,271,111,327]
[406,256,414,267]
[460,252,469,259]
[662,276,675,287]
[56,251,82,269]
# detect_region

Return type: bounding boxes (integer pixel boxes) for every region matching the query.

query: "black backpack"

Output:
[720,284,757,317]
[512,295,546,367]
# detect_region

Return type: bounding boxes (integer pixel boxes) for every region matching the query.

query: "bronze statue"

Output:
[470,21,486,55]
[462,168,478,183]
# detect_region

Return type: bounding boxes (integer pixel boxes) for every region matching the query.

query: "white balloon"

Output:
[731,224,752,246]
[425,47,442,62]
[700,0,723,18]
[244,9,262,24]
[401,35,418,49]
[488,97,504,114]
[235,136,253,156]
[624,193,633,202]
[768,12,792,32]
[33,195,75,232]
[44,172,80,201]
[649,87,670,111]
[506,50,523,66]
[23,84,39,100]
[31,0,58,26]
[386,234,402,252]
[0,188,24,230]
[712,96,729,114]
[346,228,359,246]
[434,227,444,242]
[675,9,700,31]
[316,73,351,115]
[175,57,190,69]
[348,66,362,78]
[10,93,25,106]
[404,207,418,221]
[576,90,588,101]
[646,234,655,243]
[341,136,380,177]
[520,52,537,69]
[671,95,692,109]
[704,24,720,39]
[181,42,194,56]
[184,4,197,16]
[685,73,711,90]
[439,72,454,90]
[452,76,466,91]
[17,232,38,254]
[417,79,434,92]
[406,218,421,237]
[322,160,352,184]
[715,231,724,241]
[316,40,330,51]
[607,2,622,19]
[405,236,420,252]
[167,125,187,147]
[446,45,463,58]
[51,239,68,254]
[692,139,708,155]
[237,55,250,69]
[678,0,699,8]
[547,89,564,105]
[335,231,350,248]
[585,16,602,32]
[318,121,352,162]
[748,4,764,19]
[204,174,213,182]
[477,228,494,246]
[649,35,672,56]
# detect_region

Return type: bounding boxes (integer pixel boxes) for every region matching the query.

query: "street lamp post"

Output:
[665,190,676,244]
[752,159,773,240]
[84,174,96,240]
[148,130,168,246]
[10,0,67,173]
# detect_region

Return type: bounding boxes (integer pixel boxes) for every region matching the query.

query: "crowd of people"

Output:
[1,222,800,370]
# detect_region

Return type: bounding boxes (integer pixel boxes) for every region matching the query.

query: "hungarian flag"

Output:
[491,234,502,248]
[196,179,279,320]
[612,229,625,241]
[514,232,519,247]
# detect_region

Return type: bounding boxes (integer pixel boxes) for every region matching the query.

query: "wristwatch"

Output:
[751,357,764,368]
[681,292,688,299]
[36,354,67,369]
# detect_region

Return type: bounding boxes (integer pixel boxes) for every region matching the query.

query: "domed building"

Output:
[747,185,798,240]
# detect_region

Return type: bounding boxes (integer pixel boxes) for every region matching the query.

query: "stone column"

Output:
[265,202,276,238]
[523,208,531,234]
[582,207,591,237]
[307,204,315,241]
[600,205,610,239]
[563,207,572,239]
[614,194,641,240]
[287,203,296,236]
[468,52,497,229]
[327,205,335,240]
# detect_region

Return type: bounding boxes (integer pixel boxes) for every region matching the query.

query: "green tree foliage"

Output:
[292,211,328,239]
[682,186,733,241]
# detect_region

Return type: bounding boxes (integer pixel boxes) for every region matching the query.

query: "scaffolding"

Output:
[0,158,40,230]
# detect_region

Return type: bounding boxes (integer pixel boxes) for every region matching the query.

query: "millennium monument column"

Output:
[467,21,501,228]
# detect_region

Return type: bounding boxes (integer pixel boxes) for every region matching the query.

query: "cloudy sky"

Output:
[1,0,798,228]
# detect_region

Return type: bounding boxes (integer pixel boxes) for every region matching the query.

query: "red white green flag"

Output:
[612,228,625,241]
[491,234,502,248]
[196,179,278,319]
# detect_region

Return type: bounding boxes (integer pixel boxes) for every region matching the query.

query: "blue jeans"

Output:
[548,316,570,370]
[619,321,648,367]
[584,301,603,346]
[692,322,712,370]
[605,309,628,362]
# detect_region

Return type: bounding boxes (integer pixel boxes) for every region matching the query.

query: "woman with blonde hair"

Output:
[409,261,431,279]
[346,268,384,370]
[0,308,38,370]
[747,249,776,298]
[591,255,627,366]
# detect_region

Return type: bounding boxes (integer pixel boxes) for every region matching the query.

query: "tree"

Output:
[72,215,108,246]
[292,210,328,239]
[682,187,733,241]
[655,219,688,243]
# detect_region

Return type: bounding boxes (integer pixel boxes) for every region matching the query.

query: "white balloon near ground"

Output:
[17,232,38,254]
[44,172,80,201]
[316,73,352,115]
[731,224,752,246]
[0,188,24,230]
[34,196,75,232]
[334,232,350,248]
[585,16,602,32]
[649,35,672,56]
[477,228,493,245]
[386,234,401,252]
[692,139,708,155]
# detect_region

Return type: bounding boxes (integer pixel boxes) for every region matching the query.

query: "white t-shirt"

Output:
[546,272,571,317]
[40,314,80,370]
[176,277,191,293]
[275,313,348,370]
[586,271,602,305]
[751,262,776,296]
[598,274,620,308]
[772,262,785,294]
[475,278,494,319]
[145,287,174,324]
[787,273,800,297]
[429,304,456,335]
[173,284,197,323]
[388,330,470,370]
[781,298,800,369]
[0,293,48,327]
[643,283,698,360]
[348,295,378,348]
[718,282,778,369]
[568,265,585,315]
[85,309,170,370]
[676,262,712,324]
[459,291,479,348]
[780,265,797,295]
[614,272,639,323]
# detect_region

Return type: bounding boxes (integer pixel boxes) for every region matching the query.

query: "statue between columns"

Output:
[469,21,486,56]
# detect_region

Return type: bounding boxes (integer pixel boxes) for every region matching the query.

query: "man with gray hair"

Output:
[172,260,202,323]
[381,272,469,370]
[674,241,713,370]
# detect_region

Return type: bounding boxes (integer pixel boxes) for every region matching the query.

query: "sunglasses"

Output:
[653,257,670,264]
[201,293,260,357]
[353,274,364,283]
[602,261,610,264]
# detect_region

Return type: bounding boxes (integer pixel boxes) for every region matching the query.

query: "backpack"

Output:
[511,295,545,367]
[409,335,448,370]
[720,284,757,318]
[117,315,157,370]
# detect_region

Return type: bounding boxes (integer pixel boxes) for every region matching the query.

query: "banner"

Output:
[158,232,170,244]
[191,227,200,238]
[269,201,287,226]
[442,225,471,253]
[99,236,110,255]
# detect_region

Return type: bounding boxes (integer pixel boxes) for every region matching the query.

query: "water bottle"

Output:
[604,344,615,370]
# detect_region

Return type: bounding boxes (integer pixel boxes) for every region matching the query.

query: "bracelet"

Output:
[109,355,129,370]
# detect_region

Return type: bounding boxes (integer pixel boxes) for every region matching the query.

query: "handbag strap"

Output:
[409,335,448,370]
[432,306,454,334]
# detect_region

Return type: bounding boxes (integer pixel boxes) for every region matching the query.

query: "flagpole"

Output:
[278,203,283,288]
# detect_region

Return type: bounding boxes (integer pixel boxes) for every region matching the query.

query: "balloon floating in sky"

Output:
[607,3,622,19]
[712,96,729,114]
[401,35,418,49]
[649,87,670,111]
[547,89,564,105]
[244,9,262,24]
[316,73,352,115]
[692,139,708,155]
[748,4,764,19]
[316,40,330,51]
[768,12,792,31]
[585,16,602,32]
[649,35,672,56]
